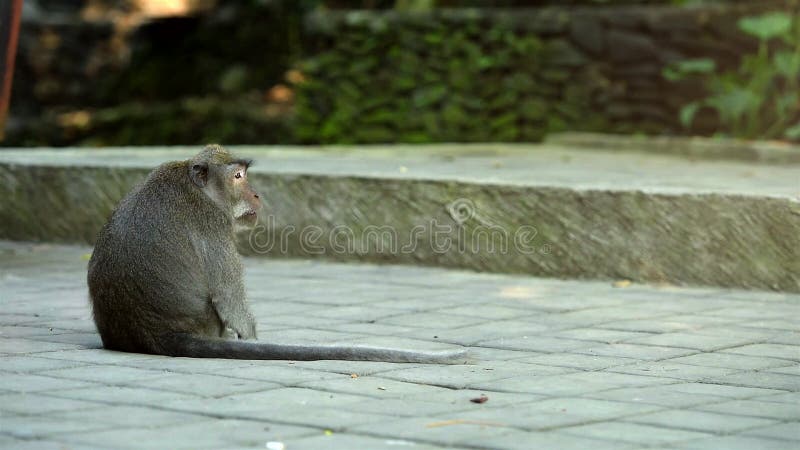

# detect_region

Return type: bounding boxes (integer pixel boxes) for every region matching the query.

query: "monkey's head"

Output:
[189,145,262,228]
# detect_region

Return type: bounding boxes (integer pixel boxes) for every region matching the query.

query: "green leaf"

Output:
[677,58,716,74]
[738,12,792,41]
[774,50,800,79]
[680,102,700,128]
[663,59,715,82]
[707,89,760,123]
[784,122,800,140]
[662,67,682,82]
[776,91,798,117]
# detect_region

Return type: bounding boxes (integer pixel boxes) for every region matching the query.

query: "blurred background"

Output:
[2,0,799,147]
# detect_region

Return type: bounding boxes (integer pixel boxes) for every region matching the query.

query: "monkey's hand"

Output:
[222,313,257,340]
[222,327,242,340]
[212,297,258,340]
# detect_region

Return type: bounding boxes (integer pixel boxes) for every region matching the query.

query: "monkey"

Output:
[87,144,468,364]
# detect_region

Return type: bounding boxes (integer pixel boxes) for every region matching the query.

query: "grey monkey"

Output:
[88,145,467,363]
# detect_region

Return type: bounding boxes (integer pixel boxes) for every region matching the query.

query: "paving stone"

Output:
[448,397,662,430]
[301,305,405,322]
[765,364,800,376]
[435,304,544,321]
[477,336,594,353]
[549,328,652,343]
[682,435,799,450]
[0,325,62,338]
[0,393,103,415]
[298,375,454,399]
[560,421,712,445]
[516,353,637,370]
[573,343,697,360]
[0,355,89,373]
[0,415,115,439]
[38,364,170,385]
[691,325,789,341]
[401,389,546,410]
[469,371,672,396]
[34,349,154,365]
[130,373,283,397]
[50,405,209,428]
[702,371,800,391]
[721,344,800,362]
[755,391,800,404]
[623,332,758,351]
[164,387,373,418]
[350,416,513,447]
[0,372,97,393]
[740,422,800,442]
[287,360,413,376]
[0,438,107,450]
[627,409,777,434]
[468,430,639,450]
[661,382,785,399]
[3,241,800,450]
[0,338,84,354]
[667,352,794,370]
[428,320,552,345]
[115,355,263,373]
[607,361,740,381]
[328,396,483,418]
[768,332,800,346]
[586,385,730,408]
[59,419,318,450]
[44,385,197,406]
[381,312,487,329]
[696,399,800,420]
[601,315,741,333]
[376,360,563,389]
[26,333,103,349]
[285,433,448,450]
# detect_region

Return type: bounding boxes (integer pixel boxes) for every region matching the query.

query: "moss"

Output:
[295,9,611,144]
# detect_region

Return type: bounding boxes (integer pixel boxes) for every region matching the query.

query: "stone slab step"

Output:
[1,143,798,292]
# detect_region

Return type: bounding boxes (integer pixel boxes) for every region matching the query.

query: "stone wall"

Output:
[3,0,795,146]
[295,1,791,143]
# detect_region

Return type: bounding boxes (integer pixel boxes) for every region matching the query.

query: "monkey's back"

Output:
[88,162,233,354]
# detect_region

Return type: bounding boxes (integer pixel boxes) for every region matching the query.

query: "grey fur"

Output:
[88,145,468,364]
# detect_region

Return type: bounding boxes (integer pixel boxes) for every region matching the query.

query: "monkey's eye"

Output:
[235,170,244,179]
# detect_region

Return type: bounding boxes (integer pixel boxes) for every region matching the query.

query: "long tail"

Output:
[159,333,470,364]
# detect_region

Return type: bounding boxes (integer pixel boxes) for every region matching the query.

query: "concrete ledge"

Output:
[1,144,798,292]
[547,132,800,165]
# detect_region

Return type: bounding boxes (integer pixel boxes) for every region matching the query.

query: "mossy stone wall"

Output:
[295,2,786,144]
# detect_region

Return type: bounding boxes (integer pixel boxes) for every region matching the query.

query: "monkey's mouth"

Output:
[238,210,258,220]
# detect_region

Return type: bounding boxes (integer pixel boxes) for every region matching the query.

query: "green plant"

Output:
[666,11,800,140]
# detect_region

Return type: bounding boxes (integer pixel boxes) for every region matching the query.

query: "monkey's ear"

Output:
[190,163,209,188]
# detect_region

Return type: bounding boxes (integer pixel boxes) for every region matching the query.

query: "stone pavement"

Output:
[1,241,798,449]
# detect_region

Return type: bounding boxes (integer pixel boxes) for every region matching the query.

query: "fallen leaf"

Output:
[350,373,358,379]
[613,279,632,288]
[470,395,489,404]
[324,429,333,436]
